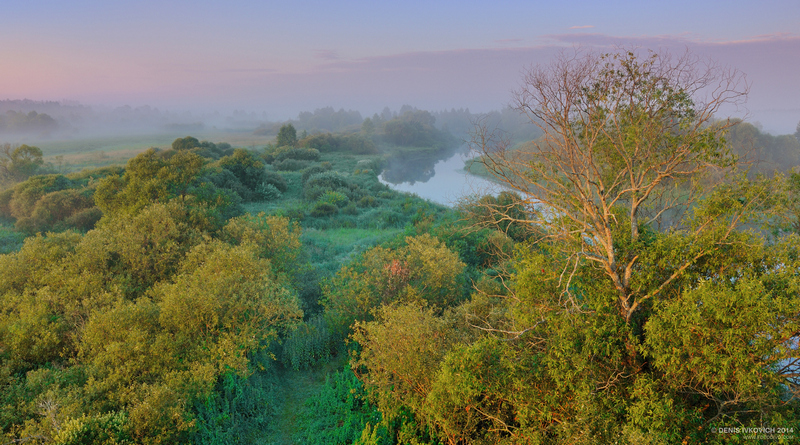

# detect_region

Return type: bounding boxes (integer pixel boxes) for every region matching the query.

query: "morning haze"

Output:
[1,1,799,444]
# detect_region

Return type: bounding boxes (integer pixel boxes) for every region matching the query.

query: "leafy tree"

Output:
[171,135,200,151]
[94,148,240,228]
[439,47,800,443]
[0,143,44,183]
[276,123,298,147]
[324,234,466,338]
[382,110,439,147]
[0,203,305,443]
[217,148,267,191]
[352,302,464,424]
[471,48,749,324]
[361,117,375,136]
[0,111,57,135]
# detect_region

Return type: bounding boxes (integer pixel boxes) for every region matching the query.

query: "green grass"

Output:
[302,226,402,267]
[33,132,277,172]
[262,355,349,445]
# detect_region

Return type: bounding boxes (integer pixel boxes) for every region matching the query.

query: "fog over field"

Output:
[2,1,799,135]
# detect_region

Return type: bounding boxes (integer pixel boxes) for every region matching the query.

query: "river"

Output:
[378,147,503,207]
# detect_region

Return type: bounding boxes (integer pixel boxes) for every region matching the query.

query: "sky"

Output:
[1,0,799,133]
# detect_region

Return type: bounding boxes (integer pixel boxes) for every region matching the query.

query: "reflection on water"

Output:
[379,146,501,206]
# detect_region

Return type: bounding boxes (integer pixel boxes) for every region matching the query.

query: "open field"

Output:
[24,131,276,171]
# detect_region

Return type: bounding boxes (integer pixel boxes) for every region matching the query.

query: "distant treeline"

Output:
[254,104,544,143]
[0,111,58,135]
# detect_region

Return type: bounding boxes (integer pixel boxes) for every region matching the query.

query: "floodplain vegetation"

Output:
[1,48,799,445]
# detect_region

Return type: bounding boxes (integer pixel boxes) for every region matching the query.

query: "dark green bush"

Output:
[206,168,254,202]
[303,171,365,202]
[273,159,309,171]
[62,207,103,232]
[217,149,266,190]
[301,164,333,184]
[275,147,321,162]
[310,202,338,217]
[357,195,378,208]
[343,202,358,215]
[299,132,377,154]
[256,183,282,201]
[262,170,288,193]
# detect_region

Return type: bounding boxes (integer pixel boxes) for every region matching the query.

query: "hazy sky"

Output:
[2,0,799,132]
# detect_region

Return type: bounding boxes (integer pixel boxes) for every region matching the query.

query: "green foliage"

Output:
[300,132,378,155]
[0,171,101,235]
[301,163,333,184]
[263,169,288,192]
[304,170,364,203]
[171,136,233,160]
[275,146,321,162]
[5,174,74,218]
[51,411,132,445]
[352,303,463,418]
[0,224,24,254]
[0,143,45,183]
[0,202,306,444]
[94,148,242,229]
[281,315,336,371]
[192,367,279,445]
[324,233,466,337]
[273,158,309,171]
[294,367,383,445]
[217,148,266,190]
[381,110,455,149]
[257,182,282,201]
[460,191,539,243]
[311,201,338,217]
[0,111,58,135]
[277,123,298,147]
[171,135,200,151]
[319,190,350,207]
[221,212,305,277]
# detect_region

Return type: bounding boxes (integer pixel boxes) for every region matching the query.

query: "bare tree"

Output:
[470,48,751,323]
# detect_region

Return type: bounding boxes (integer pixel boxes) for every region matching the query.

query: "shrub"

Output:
[61,207,103,232]
[275,147,321,162]
[301,164,332,184]
[217,149,266,190]
[281,316,334,370]
[319,191,349,208]
[206,168,253,201]
[273,159,309,171]
[304,171,361,201]
[310,202,338,217]
[263,170,288,193]
[0,226,24,254]
[293,367,383,445]
[342,202,358,215]
[257,183,282,201]
[357,196,378,208]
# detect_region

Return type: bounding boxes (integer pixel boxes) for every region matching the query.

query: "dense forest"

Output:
[1,49,799,444]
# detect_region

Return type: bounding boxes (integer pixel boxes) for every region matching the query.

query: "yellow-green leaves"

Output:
[324,234,465,336]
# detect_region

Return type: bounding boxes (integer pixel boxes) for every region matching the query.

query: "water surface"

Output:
[379,148,501,206]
